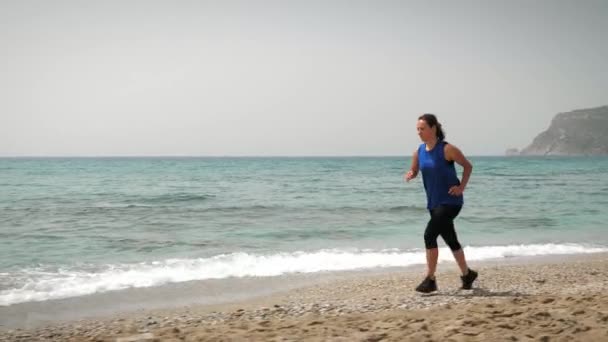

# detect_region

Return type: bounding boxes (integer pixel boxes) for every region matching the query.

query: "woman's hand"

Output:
[405,170,417,182]
[448,185,464,196]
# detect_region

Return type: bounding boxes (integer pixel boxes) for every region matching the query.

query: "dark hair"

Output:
[418,113,445,141]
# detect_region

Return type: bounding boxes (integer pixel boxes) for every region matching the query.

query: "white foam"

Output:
[1,243,606,306]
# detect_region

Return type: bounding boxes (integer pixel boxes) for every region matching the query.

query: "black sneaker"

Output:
[461,268,478,290]
[415,276,437,293]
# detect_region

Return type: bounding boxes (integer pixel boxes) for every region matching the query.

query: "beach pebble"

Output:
[115,333,156,342]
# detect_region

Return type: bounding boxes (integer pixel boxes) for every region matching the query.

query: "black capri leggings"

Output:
[424,205,463,251]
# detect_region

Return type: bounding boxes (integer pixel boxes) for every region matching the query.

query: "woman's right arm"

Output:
[405,149,419,182]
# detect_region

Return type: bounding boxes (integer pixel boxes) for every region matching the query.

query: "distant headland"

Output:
[507,105,608,156]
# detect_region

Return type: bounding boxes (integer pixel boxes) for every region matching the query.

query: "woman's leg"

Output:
[434,206,469,274]
[437,206,478,288]
[425,248,439,278]
[452,248,469,275]
[423,213,441,278]
[417,205,477,292]
[416,214,442,292]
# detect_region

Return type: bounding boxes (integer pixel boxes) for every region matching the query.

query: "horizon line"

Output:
[1,153,514,158]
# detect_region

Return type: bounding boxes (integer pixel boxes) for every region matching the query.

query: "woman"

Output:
[405,113,477,293]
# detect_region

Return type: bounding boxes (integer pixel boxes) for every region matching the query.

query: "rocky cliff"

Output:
[519,105,608,156]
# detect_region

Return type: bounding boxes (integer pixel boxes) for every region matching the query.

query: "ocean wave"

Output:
[86,193,215,208]
[1,243,606,306]
[461,216,557,227]
[84,205,427,214]
[386,205,427,213]
[139,193,214,204]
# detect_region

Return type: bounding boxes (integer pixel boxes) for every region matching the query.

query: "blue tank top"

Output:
[418,141,463,209]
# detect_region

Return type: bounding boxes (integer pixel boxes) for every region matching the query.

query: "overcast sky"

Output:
[1,0,606,156]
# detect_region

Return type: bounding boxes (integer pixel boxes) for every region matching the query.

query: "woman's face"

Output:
[416,119,436,142]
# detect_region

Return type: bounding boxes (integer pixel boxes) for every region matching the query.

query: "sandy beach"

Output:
[1,253,607,341]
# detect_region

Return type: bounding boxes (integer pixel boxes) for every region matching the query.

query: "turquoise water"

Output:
[1,156,607,305]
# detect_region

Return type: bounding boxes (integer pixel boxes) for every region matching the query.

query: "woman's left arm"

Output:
[445,144,473,196]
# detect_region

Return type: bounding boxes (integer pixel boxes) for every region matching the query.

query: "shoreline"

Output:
[2,251,604,329]
[2,252,608,341]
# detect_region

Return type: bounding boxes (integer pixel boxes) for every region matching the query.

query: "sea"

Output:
[1,156,607,307]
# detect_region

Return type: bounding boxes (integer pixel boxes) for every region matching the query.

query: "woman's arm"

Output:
[405,149,419,182]
[445,144,472,195]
